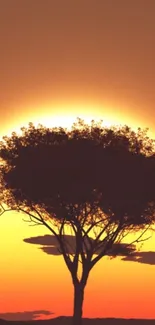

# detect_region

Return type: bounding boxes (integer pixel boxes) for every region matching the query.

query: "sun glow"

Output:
[34,113,117,130]
[1,102,152,139]
[1,108,119,138]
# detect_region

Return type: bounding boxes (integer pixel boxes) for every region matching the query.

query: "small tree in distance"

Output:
[0,118,155,325]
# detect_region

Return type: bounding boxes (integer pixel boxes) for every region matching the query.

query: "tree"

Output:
[0,118,155,325]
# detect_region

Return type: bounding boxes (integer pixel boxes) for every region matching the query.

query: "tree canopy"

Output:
[0,119,155,229]
[0,118,155,325]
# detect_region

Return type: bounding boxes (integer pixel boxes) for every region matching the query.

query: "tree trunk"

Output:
[72,283,85,325]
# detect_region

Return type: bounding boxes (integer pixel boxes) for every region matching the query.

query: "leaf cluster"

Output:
[0,118,155,230]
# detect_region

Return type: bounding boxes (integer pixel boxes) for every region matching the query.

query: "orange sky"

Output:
[0,0,155,321]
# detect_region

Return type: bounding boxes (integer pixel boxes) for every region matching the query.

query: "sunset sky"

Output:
[0,0,155,321]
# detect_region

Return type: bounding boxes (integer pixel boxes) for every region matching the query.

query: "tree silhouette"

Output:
[0,118,155,325]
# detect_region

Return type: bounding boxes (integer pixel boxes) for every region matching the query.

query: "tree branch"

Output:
[19,206,74,273]
[90,222,122,269]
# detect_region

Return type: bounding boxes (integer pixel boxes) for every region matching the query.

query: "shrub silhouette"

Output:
[0,118,155,325]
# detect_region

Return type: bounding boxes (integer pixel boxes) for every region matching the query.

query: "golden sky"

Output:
[0,0,155,321]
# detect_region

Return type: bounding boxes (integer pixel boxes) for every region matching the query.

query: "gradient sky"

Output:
[0,0,155,321]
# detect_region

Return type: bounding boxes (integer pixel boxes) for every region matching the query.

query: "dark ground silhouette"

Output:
[0,316,155,324]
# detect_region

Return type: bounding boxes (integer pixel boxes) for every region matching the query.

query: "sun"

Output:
[4,105,120,137]
[34,114,114,130]
[2,102,151,139]
[25,103,129,131]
